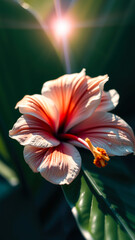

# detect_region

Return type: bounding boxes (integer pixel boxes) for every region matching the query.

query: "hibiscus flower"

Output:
[9,69,135,185]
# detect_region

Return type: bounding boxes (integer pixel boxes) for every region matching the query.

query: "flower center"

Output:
[85,138,110,168]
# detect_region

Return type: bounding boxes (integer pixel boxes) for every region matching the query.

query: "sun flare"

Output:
[52,18,72,39]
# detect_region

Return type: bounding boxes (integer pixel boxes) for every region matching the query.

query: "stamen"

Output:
[85,138,110,168]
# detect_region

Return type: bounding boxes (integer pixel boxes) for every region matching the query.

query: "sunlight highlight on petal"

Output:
[96,89,119,112]
[37,143,81,185]
[70,112,135,156]
[9,115,60,147]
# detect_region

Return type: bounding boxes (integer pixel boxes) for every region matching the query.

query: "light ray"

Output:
[62,36,71,73]
[54,0,71,73]
[74,13,127,29]
[54,0,62,18]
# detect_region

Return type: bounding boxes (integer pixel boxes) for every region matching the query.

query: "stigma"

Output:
[85,138,110,168]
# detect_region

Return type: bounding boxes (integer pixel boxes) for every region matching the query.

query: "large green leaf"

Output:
[20,0,54,21]
[63,149,135,240]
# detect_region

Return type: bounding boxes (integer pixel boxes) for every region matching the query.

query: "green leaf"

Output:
[20,0,54,21]
[62,149,135,240]
[0,0,64,191]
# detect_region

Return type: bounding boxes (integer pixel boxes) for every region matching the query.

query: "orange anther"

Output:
[85,138,110,168]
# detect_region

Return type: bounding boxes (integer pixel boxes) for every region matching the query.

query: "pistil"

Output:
[58,133,89,149]
[85,138,110,168]
[58,134,110,168]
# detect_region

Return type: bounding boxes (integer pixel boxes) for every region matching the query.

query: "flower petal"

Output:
[42,69,109,131]
[96,89,119,112]
[65,74,109,131]
[24,146,47,172]
[37,143,81,185]
[41,69,86,130]
[15,94,59,131]
[9,115,60,147]
[70,112,135,156]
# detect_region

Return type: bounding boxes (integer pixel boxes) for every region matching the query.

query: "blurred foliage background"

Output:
[0,0,135,239]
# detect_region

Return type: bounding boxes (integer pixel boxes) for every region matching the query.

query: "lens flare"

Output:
[52,18,71,39]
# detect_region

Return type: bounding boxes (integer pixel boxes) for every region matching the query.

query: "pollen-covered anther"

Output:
[85,138,110,168]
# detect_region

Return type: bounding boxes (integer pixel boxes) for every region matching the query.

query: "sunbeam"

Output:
[54,0,71,73]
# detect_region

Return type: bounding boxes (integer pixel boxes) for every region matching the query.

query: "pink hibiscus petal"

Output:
[64,74,109,132]
[24,146,47,172]
[41,69,109,132]
[37,143,81,185]
[41,69,86,130]
[9,115,60,147]
[15,94,59,131]
[69,112,135,156]
[96,89,119,112]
